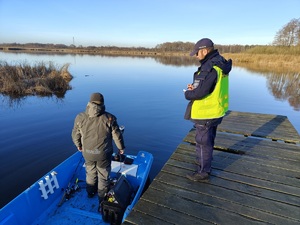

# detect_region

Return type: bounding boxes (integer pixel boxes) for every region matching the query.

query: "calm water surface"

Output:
[0,52,299,208]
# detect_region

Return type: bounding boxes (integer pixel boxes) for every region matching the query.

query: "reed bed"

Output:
[0,61,73,98]
[223,53,300,75]
[223,52,300,111]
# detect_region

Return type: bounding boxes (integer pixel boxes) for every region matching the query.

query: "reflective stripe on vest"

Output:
[191,65,229,119]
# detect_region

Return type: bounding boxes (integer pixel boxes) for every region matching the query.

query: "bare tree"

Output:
[273,18,300,46]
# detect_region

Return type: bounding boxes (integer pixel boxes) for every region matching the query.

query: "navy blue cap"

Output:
[189,38,214,56]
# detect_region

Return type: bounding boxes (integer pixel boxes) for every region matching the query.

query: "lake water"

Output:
[0,52,299,208]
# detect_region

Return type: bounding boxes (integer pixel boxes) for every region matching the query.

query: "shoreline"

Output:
[1,47,299,74]
[0,46,188,57]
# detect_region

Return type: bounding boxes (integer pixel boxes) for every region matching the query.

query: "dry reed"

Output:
[223,53,300,75]
[0,61,73,98]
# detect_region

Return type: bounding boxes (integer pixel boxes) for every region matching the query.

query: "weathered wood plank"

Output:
[151,179,299,225]
[173,148,300,189]
[176,144,300,176]
[156,166,300,223]
[126,198,212,225]
[184,130,300,160]
[123,206,175,225]
[218,111,300,143]
[161,163,300,207]
[139,186,266,224]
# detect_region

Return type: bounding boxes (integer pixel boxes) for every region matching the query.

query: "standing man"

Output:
[72,92,125,210]
[184,38,232,182]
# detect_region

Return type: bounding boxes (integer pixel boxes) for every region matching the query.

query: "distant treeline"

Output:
[0,42,274,54]
[1,42,300,56]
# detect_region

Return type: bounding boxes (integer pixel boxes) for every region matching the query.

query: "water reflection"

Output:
[267,73,300,111]
[154,55,196,67]
[0,95,26,108]
[1,52,299,113]
[0,93,66,108]
[232,62,300,112]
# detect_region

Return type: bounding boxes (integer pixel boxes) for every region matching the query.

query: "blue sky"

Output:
[0,0,299,48]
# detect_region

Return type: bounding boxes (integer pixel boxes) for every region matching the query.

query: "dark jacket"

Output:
[184,49,232,123]
[72,102,125,167]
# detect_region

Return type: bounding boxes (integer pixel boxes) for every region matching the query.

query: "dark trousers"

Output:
[85,160,111,198]
[195,117,222,174]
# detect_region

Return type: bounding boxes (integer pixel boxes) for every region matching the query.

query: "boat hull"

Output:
[0,151,153,225]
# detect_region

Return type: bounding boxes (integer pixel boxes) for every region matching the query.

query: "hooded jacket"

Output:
[184,49,232,121]
[72,102,125,167]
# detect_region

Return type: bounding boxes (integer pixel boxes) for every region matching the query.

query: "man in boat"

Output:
[72,92,125,211]
[184,38,232,182]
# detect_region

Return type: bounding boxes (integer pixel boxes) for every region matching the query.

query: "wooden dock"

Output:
[124,111,300,225]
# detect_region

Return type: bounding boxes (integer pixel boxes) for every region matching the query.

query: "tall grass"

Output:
[245,45,300,55]
[0,61,73,98]
[223,52,300,75]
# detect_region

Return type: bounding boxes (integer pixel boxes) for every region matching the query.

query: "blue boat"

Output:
[0,151,153,225]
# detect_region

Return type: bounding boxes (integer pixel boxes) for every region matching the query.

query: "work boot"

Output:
[193,161,211,175]
[86,184,97,198]
[87,192,95,198]
[88,193,94,198]
[186,171,209,182]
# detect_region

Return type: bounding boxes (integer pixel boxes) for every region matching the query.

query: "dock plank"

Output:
[155,170,300,224]
[125,111,300,224]
[151,176,299,225]
[175,144,300,182]
[218,111,300,143]
[185,130,300,161]
[127,198,213,225]
[174,149,300,190]
[161,163,300,209]
[137,185,266,225]
[123,206,176,225]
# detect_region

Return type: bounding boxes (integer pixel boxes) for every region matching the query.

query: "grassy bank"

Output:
[0,61,73,98]
[222,45,300,74]
[223,53,300,74]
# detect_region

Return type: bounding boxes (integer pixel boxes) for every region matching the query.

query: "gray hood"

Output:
[86,102,105,117]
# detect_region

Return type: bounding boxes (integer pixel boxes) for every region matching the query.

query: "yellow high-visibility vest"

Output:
[191,66,229,119]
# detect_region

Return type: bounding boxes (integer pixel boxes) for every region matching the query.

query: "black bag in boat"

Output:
[101,175,133,225]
